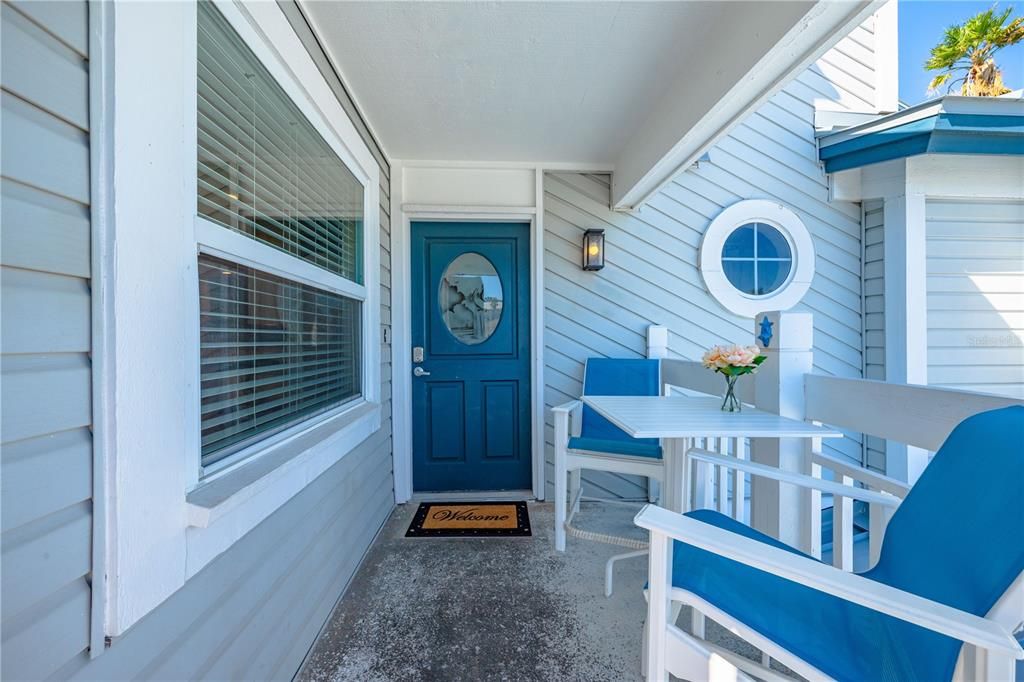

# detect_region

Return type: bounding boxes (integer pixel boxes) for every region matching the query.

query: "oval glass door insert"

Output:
[439,252,503,345]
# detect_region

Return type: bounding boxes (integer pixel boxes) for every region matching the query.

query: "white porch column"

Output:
[751,311,814,550]
[883,193,930,484]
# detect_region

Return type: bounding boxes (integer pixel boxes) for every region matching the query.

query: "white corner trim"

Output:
[872,0,899,114]
[699,200,815,318]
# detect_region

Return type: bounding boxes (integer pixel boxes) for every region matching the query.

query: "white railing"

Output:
[659,359,1023,571]
[661,359,752,525]
[804,375,1022,569]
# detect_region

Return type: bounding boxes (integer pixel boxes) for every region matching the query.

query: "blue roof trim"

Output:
[820,112,1024,173]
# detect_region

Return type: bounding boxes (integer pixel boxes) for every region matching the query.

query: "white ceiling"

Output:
[302,1,729,164]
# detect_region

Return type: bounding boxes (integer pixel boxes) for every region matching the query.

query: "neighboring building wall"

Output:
[542,21,884,498]
[862,199,886,471]
[1,1,95,677]
[1,2,395,679]
[925,198,1024,399]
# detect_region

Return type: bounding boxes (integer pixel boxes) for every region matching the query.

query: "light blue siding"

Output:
[926,198,1024,399]
[543,32,879,497]
[1,2,94,678]
[1,1,396,679]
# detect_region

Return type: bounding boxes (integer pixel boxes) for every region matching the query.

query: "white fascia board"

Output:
[611,0,882,211]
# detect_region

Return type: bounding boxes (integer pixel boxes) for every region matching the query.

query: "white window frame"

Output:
[104,0,380,637]
[698,199,814,318]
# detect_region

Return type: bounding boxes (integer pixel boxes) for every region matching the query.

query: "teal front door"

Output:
[411,222,532,491]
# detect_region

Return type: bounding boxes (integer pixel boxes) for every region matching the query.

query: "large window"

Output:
[196,1,366,472]
[197,1,363,283]
[198,255,362,467]
[102,0,382,634]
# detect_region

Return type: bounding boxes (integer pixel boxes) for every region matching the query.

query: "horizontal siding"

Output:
[926,199,1024,399]
[0,1,94,679]
[2,0,396,679]
[544,172,653,500]
[63,430,394,681]
[803,15,878,114]
[542,23,881,497]
[862,199,886,472]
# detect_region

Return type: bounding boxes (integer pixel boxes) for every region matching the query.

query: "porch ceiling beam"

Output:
[610,0,883,212]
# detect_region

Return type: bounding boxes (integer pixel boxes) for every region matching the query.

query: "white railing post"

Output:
[806,433,823,560]
[731,437,747,522]
[648,325,668,503]
[553,410,569,552]
[751,311,815,551]
[832,475,854,571]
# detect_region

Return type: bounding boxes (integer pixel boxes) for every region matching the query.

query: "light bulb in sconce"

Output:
[582,229,605,271]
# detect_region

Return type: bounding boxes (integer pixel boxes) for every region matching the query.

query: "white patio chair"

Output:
[552,358,664,560]
[636,404,1024,682]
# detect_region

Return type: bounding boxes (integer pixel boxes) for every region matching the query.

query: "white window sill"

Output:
[184,400,380,576]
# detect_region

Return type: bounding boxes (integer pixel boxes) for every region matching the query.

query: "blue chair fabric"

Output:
[576,358,662,458]
[670,406,1024,682]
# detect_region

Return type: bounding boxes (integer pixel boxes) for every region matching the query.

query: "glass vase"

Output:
[721,374,741,412]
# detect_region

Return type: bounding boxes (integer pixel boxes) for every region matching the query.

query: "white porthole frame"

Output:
[699,200,814,318]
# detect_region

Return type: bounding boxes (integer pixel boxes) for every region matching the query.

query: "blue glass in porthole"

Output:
[756,224,792,259]
[723,260,756,295]
[757,260,790,295]
[722,223,756,258]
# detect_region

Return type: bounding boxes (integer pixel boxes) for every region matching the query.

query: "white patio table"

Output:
[581,395,844,514]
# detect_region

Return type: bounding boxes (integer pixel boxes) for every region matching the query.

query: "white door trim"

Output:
[391,161,546,502]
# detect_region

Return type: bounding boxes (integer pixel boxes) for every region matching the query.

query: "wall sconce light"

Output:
[582,229,605,271]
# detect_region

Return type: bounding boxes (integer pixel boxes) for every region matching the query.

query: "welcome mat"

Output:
[405,501,531,538]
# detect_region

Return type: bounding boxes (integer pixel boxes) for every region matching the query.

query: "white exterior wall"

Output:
[925,198,1024,399]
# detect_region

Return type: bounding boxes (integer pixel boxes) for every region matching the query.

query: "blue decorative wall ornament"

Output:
[758,316,774,348]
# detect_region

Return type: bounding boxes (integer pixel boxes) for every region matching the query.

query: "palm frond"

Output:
[923,4,1024,95]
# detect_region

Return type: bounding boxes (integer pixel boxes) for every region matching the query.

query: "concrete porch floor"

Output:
[297,500,786,682]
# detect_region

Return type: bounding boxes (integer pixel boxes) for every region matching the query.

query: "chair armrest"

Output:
[634,504,1024,658]
[551,399,581,415]
[811,451,910,498]
[687,449,900,509]
[551,400,583,439]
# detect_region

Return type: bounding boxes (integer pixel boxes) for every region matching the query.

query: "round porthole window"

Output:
[699,200,814,317]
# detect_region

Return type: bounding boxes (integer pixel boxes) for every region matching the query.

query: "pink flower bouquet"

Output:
[701,344,766,411]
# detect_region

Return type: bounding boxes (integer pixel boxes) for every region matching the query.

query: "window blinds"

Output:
[198,255,362,466]
[197,1,363,284]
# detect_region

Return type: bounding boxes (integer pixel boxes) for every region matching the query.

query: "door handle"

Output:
[413,367,431,377]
